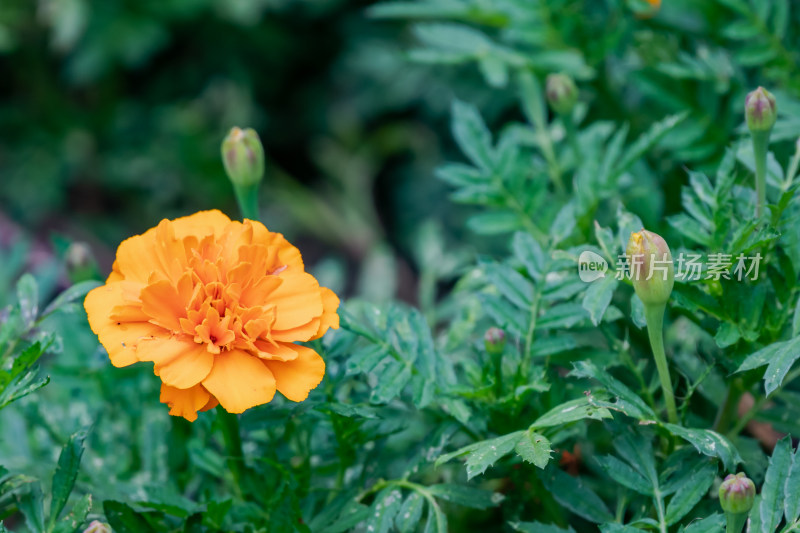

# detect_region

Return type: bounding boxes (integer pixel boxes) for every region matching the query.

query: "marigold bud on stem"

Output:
[625,229,674,307]
[221,127,265,188]
[484,327,506,355]
[82,521,111,533]
[221,127,264,220]
[545,73,578,115]
[719,472,755,533]
[719,473,756,515]
[745,87,777,133]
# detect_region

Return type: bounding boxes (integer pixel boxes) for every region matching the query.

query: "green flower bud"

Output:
[221,127,265,188]
[625,229,674,307]
[65,242,99,283]
[484,327,506,355]
[82,521,112,533]
[719,473,756,515]
[745,87,777,133]
[545,73,578,115]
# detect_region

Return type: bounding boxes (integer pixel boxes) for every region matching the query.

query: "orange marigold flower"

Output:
[84,210,339,421]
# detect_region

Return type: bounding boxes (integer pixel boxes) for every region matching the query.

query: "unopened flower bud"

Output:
[625,229,673,307]
[65,242,98,283]
[545,73,578,115]
[66,242,92,271]
[719,473,755,515]
[745,87,777,133]
[82,521,111,533]
[221,127,265,188]
[484,327,506,355]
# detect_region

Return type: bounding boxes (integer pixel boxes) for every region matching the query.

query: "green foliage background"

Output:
[3,0,800,532]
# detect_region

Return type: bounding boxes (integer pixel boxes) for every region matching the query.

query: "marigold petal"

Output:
[170,210,231,240]
[310,287,340,340]
[263,345,325,402]
[159,383,210,422]
[84,283,160,367]
[140,280,188,331]
[253,340,300,361]
[202,350,276,413]
[115,229,171,284]
[271,319,321,343]
[269,271,323,330]
[247,222,304,271]
[137,336,214,389]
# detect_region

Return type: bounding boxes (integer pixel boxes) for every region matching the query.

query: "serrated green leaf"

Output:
[664,463,715,525]
[48,430,87,530]
[423,500,448,533]
[595,455,652,495]
[467,210,522,235]
[541,467,614,524]
[531,397,613,429]
[760,437,792,533]
[366,487,404,533]
[662,424,742,472]
[536,303,588,331]
[736,336,800,395]
[370,360,412,404]
[581,275,618,326]
[599,525,647,533]
[428,484,503,509]
[514,430,551,469]
[511,521,575,533]
[103,501,155,533]
[570,361,655,420]
[18,481,45,533]
[16,274,38,328]
[42,280,101,318]
[436,431,523,479]
[682,512,724,532]
[610,112,687,181]
[451,100,494,172]
[483,261,534,309]
[784,440,800,524]
[395,492,425,533]
[513,232,546,281]
[52,493,91,533]
[321,501,370,533]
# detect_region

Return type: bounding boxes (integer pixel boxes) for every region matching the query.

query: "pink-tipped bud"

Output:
[719,473,756,515]
[82,521,112,533]
[625,229,674,307]
[745,87,777,133]
[484,327,506,355]
[221,127,265,188]
[545,73,578,115]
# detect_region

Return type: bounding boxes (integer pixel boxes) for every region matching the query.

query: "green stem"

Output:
[644,304,678,425]
[562,113,581,161]
[217,407,245,497]
[752,130,770,219]
[713,379,742,434]
[233,182,261,221]
[493,351,504,399]
[726,512,748,533]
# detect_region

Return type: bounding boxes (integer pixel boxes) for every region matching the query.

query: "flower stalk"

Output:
[217,406,245,496]
[222,126,265,221]
[745,87,776,219]
[644,303,678,424]
[626,230,677,424]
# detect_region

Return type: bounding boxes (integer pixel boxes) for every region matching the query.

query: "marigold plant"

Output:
[84,210,339,421]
